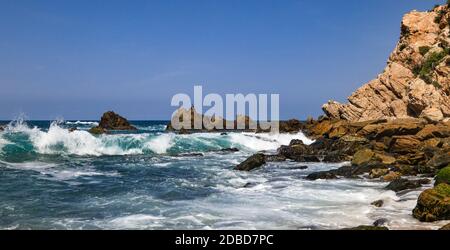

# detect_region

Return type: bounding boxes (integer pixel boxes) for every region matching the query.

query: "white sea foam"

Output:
[0,160,119,181]
[143,133,175,154]
[0,137,9,151]
[65,121,99,126]
[108,214,165,229]
[3,120,314,156]
[228,132,314,152]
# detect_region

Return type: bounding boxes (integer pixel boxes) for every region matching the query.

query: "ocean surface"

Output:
[0,119,447,230]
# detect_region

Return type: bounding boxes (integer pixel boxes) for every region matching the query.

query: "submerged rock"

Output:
[341,225,389,230]
[89,111,136,134]
[385,178,426,192]
[177,153,204,157]
[305,171,337,181]
[413,183,450,222]
[235,153,266,171]
[373,218,388,227]
[371,200,384,208]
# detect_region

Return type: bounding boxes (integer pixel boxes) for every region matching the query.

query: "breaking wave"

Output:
[0,119,313,157]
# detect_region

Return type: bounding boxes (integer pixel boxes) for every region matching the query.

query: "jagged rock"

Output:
[89,111,136,134]
[385,178,426,192]
[235,153,266,171]
[358,119,425,139]
[323,5,450,122]
[413,183,450,222]
[68,127,77,132]
[416,123,450,140]
[435,165,450,186]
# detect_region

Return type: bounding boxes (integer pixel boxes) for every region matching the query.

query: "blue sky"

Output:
[0,0,445,120]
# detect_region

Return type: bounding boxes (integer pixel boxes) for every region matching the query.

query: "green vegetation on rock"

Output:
[436,165,450,186]
[413,49,450,87]
[413,183,450,222]
[419,46,431,56]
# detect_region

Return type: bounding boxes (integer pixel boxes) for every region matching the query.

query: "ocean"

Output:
[0,120,446,229]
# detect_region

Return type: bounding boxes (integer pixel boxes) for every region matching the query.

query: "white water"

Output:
[4,121,313,156]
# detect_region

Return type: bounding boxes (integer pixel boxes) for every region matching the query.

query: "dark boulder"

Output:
[385,178,425,192]
[306,171,337,180]
[373,218,388,227]
[371,200,384,208]
[89,111,136,134]
[235,153,266,171]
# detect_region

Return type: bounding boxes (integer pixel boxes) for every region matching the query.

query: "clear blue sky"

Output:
[0,0,445,120]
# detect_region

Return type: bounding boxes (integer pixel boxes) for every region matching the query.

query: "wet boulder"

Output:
[385,178,428,192]
[413,183,450,222]
[305,171,337,180]
[235,153,266,171]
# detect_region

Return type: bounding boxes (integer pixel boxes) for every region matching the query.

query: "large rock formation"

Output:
[89,111,137,134]
[323,5,450,122]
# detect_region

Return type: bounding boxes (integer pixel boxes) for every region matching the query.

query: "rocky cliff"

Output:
[323,4,450,122]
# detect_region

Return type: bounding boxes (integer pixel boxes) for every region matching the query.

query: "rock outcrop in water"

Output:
[323,5,450,122]
[166,106,305,133]
[89,111,137,134]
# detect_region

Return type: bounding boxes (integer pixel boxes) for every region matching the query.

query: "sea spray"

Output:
[0,119,313,157]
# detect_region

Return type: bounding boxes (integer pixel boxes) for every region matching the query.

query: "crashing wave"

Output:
[0,119,314,157]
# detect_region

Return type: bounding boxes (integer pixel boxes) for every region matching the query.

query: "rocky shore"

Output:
[235,3,450,229]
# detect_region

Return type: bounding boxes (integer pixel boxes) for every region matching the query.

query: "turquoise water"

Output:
[0,120,445,229]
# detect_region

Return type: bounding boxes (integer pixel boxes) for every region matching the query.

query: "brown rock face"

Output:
[89,111,137,134]
[323,5,450,122]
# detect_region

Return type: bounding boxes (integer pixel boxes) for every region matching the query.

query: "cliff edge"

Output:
[323,4,450,122]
